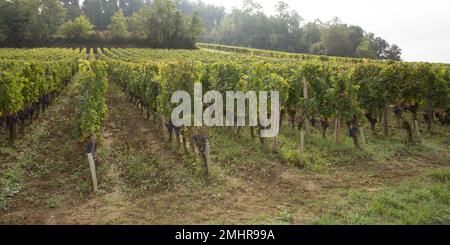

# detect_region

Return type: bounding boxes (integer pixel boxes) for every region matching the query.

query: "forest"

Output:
[0,0,401,60]
[0,0,203,48]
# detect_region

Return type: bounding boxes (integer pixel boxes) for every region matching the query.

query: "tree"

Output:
[242,0,263,15]
[107,9,128,40]
[189,11,203,43]
[0,0,39,46]
[131,0,182,45]
[147,0,177,45]
[24,0,42,41]
[101,0,120,30]
[385,44,402,61]
[83,0,119,30]
[128,0,195,47]
[362,33,402,60]
[82,0,102,29]
[128,7,149,39]
[58,14,94,41]
[300,21,322,52]
[172,10,188,41]
[320,24,353,57]
[346,25,364,52]
[275,1,289,20]
[119,0,144,17]
[40,0,67,40]
[200,4,401,60]
[61,0,81,20]
[175,0,225,33]
[355,39,378,59]
[269,2,302,52]
[367,34,390,59]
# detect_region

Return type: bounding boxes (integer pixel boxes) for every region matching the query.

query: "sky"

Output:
[199,0,450,63]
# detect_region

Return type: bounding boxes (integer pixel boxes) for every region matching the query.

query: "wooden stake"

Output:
[204,139,211,179]
[334,115,340,144]
[190,132,197,155]
[160,114,166,131]
[300,130,305,162]
[175,129,180,148]
[414,120,421,140]
[205,139,211,166]
[272,136,279,152]
[181,131,189,154]
[360,127,366,147]
[87,153,98,192]
[303,78,308,100]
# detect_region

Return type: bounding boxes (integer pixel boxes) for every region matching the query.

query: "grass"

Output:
[46,196,60,209]
[0,77,94,215]
[117,150,173,194]
[209,127,281,180]
[0,123,50,210]
[313,168,450,224]
[0,166,25,210]
[209,118,448,176]
[204,119,449,224]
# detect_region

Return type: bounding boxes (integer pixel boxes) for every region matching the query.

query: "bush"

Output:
[57,15,94,41]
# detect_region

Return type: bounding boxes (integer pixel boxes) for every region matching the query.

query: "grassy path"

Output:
[0,74,87,223]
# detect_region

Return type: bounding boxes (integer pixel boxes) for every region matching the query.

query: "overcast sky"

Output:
[200,0,450,63]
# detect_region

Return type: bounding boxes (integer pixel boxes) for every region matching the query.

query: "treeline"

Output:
[0,0,402,60]
[0,0,203,48]
[175,0,402,60]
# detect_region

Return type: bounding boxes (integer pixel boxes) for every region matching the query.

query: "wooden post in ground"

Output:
[87,153,98,192]
[174,128,180,149]
[203,138,211,182]
[360,127,366,147]
[414,120,421,141]
[334,113,340,144]
[189,129,197,155]
[300,130,305,163]
[205,139,211,168]
[272,137,279,152]
[181,131,189,154]
[87,136,98,193]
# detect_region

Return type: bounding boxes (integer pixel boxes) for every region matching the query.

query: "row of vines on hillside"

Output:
[75,49,109,153]
[99,47,449,175]
[0,49,84,144]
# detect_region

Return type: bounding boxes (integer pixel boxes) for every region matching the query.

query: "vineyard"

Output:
[0,45,449,224]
